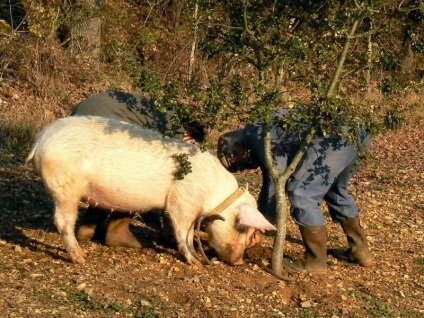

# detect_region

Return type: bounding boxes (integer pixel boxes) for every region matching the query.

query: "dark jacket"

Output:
[71,90,185,139]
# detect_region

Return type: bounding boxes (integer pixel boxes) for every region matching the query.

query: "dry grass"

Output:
[0,32,135,151]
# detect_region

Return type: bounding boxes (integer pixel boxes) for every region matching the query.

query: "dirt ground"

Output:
[0,109,423,318]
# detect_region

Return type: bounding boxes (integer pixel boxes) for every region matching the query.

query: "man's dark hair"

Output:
[182,119,206,143]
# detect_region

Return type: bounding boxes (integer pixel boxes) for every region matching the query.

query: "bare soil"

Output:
[0,109,423,318]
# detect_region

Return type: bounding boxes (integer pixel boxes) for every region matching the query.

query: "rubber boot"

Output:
[333,218,374,267]
[76,207,109,241]
[104,213,141,248]
[284,225,327,274]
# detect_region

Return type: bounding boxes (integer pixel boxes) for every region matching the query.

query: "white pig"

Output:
[26,116,275,266]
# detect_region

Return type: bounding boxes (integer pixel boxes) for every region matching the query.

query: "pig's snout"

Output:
[230,257,245,266]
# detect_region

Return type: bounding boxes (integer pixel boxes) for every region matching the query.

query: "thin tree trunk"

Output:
[269,128,316,276]
[275,59,286,90]
[69,0,101,69]
[366,18,372,91]
[188,2,199,81]
[269,19,360,277]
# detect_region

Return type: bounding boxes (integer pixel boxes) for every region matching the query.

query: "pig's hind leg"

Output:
[54,199,86,264]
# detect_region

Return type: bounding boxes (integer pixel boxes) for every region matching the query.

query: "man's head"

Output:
[217,129,259,172]
[182,119,206,143]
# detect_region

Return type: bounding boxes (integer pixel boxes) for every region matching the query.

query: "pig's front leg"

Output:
[168,212,203,267]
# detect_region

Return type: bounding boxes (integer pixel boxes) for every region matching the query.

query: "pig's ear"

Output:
[238,205,276,231]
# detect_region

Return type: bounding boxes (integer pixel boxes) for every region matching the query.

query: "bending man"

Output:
[217,109,373,274]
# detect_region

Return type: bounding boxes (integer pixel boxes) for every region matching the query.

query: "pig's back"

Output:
[31,116,194,211]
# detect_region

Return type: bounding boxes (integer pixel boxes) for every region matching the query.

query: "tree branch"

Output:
[327,18,360,97]
[243,0,255,36]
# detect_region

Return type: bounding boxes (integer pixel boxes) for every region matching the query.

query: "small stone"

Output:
[85,287,97,298]
[30,273,43,278]
[14,245,22,253]
[141,300,152,307]
[261,259,270,266]
[300,300,313,308]
[76,283,86,290]
[106,269,116,276]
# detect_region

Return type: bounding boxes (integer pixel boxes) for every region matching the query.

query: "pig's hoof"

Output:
[72,255,85,264]
[187,257,203,268]
[70,250,86,264]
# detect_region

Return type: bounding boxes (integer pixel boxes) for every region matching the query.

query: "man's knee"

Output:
[287,184,319,210]
[288,185,325,226]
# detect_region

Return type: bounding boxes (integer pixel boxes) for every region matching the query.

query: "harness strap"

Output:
[207,187,245,216]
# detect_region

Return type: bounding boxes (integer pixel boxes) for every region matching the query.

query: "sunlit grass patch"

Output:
[0,120,37,154]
